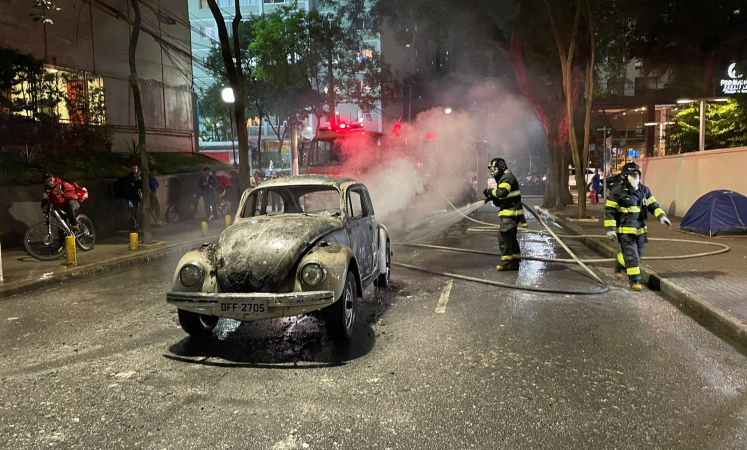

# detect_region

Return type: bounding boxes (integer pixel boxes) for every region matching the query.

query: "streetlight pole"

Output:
[221,87,237,165]
[699,99,706,152]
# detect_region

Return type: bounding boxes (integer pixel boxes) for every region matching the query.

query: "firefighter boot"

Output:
[630,283,643,292]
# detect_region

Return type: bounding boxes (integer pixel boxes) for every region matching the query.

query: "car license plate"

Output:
[219,298,267,317]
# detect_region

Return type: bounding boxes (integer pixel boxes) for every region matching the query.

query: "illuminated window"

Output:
[8,66,106,125]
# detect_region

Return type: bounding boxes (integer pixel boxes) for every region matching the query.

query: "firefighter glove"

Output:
[659,216,671,227]
[606,230,617,241]
[482,188,491,198]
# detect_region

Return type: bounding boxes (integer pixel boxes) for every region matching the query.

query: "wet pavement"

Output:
[1,204,746,449]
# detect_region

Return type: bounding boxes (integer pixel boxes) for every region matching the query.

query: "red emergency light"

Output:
[426,134,439,141]
[317,121,364,135]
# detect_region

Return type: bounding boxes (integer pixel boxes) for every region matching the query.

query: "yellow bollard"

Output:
[129,232,139,251]
[225,214,231,228]
[65,235,76,266]
[201,221,208,237]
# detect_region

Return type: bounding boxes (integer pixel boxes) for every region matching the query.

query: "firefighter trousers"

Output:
[498,217,521,266]
[616,234,647,283]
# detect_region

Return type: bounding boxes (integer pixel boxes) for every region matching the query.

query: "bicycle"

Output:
[24,208,96,261]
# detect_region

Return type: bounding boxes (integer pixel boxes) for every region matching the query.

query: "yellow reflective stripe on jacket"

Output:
[627,267,641,275]
[498,183,512,190]
[605,200,618,208]
[654,208,665,218]
[506,190,521,198]
[604,220,617,227]
[618,206,641,213]
[648,196,657,204]
[501,255,514,261]
[618,226,648,235]
[498,209,525,217]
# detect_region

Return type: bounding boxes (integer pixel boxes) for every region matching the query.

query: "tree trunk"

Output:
[128,0,151,244]
[543,143,568,210]
[257,115,263,170]
[207,0,252,190]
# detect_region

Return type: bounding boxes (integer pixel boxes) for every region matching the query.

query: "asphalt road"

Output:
[1,203,746,450]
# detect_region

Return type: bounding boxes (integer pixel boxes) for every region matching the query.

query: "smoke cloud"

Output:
[334,80,546,232]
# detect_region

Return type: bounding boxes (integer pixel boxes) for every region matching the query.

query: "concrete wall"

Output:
[639,147,747,217]
[0,171,242,248]
[0,0,195,153]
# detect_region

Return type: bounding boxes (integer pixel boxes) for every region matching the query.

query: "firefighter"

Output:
[605,162,671,291]
[483,158,524,271]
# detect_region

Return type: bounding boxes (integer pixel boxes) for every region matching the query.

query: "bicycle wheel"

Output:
[75,214,96,251]
[24,222,67,261]
[217,198,228,217]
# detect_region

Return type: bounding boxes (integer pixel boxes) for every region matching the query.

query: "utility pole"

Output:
[129,0,152,244]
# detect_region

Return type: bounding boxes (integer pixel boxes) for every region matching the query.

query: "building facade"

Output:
[0,0,196,153]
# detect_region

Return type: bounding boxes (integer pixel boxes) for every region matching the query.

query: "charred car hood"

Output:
[216,215,343,293]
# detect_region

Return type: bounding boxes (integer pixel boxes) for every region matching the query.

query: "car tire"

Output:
[323,270,358,341]
[373,240,391,288]
[178,309,219,337]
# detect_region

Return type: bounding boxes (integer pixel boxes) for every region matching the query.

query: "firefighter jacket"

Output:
[487,170,524,218]
[605,182,667,235]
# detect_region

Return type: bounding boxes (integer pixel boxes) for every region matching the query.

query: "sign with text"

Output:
[720,62,747,95]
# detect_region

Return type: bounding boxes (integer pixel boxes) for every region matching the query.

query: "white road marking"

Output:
[435,280,453,314]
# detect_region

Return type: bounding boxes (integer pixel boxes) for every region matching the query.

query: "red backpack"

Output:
[73,183,89,202]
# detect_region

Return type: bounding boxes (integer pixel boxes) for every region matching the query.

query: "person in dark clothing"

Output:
[42,173,80,230]
[149,169,163,225]
[483,158,524,271]
[605,162,671,291]
[198,167,219,220]
[589,168,601,203]
[124,164,143,232]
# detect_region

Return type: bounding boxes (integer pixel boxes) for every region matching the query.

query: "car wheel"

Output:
[323,270,358,341]
[165,205,179,223]
[373,240,391,288]
[177,309,219,337]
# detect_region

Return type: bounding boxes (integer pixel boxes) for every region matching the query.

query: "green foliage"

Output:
[669,98,747,153]
[31,0,61,24]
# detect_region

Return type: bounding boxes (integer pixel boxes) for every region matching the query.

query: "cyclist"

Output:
[42,173,80,230]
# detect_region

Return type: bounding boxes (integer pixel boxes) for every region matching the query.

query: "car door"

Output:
[346,186,375,278]
[361,186,379,267]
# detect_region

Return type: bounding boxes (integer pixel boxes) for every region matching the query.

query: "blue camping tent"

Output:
[681,190,747,237]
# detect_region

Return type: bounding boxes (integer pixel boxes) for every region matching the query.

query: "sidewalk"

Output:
[541,201,747,349]
[0,218,225,299]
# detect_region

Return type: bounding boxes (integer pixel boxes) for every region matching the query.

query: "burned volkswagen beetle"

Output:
[166,175,391,341]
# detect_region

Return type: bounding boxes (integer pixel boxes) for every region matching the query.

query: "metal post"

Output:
[699,99,706,152]
[230,108,236,165]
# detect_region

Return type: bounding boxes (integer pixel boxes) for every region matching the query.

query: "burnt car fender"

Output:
[376,224,390,276]
[293,242,362,301]
[171,244,220,294]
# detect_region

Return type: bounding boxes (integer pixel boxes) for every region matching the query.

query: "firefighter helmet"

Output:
[621,162,642,178]
[488,158,508,177]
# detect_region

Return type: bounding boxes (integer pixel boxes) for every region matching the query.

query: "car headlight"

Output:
[179,262,205,288]
[301,263,326,287]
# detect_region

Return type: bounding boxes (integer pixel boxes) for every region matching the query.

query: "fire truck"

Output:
[300,122,384,176]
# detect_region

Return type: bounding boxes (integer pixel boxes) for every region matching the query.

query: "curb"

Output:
[0,237,218,300]
[536,206,747,349]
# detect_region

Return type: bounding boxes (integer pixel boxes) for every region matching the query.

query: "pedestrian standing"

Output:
[605,162,671,291]
[253,170,262,188]
[124,164,143,232]
[198,167,219,220]
[149,169,163,225]
[589,168,601,203]
[483,157,524,271]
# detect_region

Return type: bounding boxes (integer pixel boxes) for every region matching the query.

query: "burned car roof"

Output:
[256,174,359,190]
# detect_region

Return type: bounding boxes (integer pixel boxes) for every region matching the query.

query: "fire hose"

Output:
[392,196,730,296]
